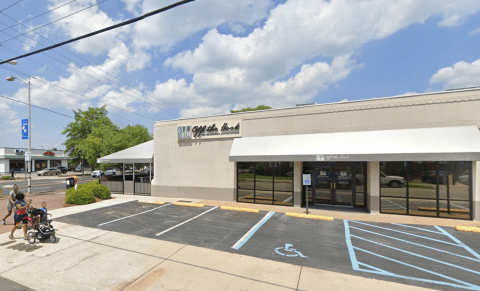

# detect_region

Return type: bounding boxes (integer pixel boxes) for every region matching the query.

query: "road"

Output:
[0,175,96,194]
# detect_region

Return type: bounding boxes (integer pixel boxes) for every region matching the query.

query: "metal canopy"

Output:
[97,140,153,164]
[229,126,480,162]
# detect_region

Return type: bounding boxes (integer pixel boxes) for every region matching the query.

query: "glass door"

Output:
[313,164,333,204]
[333,163,354,205]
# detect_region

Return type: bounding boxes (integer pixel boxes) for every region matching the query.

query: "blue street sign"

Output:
[22,119,28,140]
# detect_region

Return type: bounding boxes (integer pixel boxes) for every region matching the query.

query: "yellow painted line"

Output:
[417,207,469,213]
[455,226,480,233]
[173,202,204,208]
[138,200,165,205]
[285,212,334,221]
[220,206,260,213]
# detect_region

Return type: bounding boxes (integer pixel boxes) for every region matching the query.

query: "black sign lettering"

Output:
[192,122,240,138]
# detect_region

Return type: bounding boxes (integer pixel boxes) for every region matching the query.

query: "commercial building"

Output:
[151,88,480,220]
[0,147,71,175]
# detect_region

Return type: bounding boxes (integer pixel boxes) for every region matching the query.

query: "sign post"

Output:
[303,174,312,214]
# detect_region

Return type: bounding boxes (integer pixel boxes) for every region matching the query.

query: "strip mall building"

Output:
[152,88,480,220]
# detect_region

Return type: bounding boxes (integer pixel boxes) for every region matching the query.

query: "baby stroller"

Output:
[26,208,56,244]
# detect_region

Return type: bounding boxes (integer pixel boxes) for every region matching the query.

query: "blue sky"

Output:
[1,0,480,150]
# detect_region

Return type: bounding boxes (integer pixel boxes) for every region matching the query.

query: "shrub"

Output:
[1,176,12,180]
[65,188,95,205]
[90,184,111,199]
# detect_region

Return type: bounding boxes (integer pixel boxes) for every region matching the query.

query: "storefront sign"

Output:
[178,121,241,140]
[15,149,25,155]
[316,155,350,161]
[43,151,55,156]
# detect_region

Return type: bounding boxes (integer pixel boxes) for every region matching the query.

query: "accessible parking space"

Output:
[55,201,480,291]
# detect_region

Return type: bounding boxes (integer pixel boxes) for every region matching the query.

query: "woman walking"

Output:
[2,184,19,225]
[9,193,32,240]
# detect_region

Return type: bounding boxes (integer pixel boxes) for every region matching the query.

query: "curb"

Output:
[138,200,165,205]
[173,202,204,208]
[220,206,260,213]
[285,212,334,221]
[455,226,480,233]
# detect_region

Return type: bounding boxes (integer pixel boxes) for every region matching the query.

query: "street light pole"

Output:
[6,75,32,194]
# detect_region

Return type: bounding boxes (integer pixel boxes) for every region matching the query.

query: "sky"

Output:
[1,0,480,150]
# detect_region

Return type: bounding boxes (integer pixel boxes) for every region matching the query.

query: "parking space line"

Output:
[353,246,478,290]
[390,223,443,234]
[98,203,170,226]
[232,211,275,250]
[350,226,480,263]
[351,234,480,276]
[435,226,480,261]
[351,221,461,246]
[155,207,218,236]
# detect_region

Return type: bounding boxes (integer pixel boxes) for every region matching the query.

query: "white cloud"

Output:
[470,27,480,36]
[162,0,480,117]
[129,0,272,51]
[430,58,480,89]
[48,0,129,55]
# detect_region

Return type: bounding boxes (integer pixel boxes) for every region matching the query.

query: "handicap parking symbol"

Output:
[275,244,308,258]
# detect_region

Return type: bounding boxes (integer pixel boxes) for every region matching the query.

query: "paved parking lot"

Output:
[56,201,480,291]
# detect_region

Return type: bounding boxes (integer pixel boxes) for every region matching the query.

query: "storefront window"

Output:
[35,160,47,171]
[50,160,61,167]
[9,160,25,172]
[380,161,471,219]
[237,162,294,206]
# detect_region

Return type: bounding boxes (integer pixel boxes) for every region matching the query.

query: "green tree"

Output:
[62,106,117,169]
[230,105,272,113]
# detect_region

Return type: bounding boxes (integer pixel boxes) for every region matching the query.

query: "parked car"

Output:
[355,172,405,188]
[75,165,82,172]
[91,170,104,178]
[104,169,118,176]
[421,171,450,184]
[37,168,61,176]
[52,166,68,174]
[459,171,469,184]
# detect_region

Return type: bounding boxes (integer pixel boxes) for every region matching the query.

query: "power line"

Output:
[0,28,182,118]
[0,0,109,45]
[0,65,154,128]
[0,0,23,13]
[0,0,77,33]
[0,94,74,119]
[0,11,186,118]
[0,0,196,65]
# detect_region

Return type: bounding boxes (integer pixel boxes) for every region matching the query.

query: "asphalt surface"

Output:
[0,175,95,194]
[55,201,480,291]
[0,275,34,291]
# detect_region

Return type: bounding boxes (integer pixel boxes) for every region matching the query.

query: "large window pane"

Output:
[237,162,256,203]
[409,199,437,217]
[439,200,470,219]
[380,162,407,214]
[380,197,407,214]
[408,162,437,200]
[274,162,294,206]
[255,162,274,204]
[380,162,407,198]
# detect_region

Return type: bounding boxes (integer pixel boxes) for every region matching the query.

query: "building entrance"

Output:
[303,162,366,207]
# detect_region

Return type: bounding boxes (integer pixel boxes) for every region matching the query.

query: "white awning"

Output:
[229,126,480,162]
[97,140,153,164]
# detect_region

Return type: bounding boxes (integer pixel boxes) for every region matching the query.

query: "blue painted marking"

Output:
[343,220,359,270]
[390,223,443,234]
[351,234,480,276]
[350,220,460,246]
[349,226,480,263]
[232,211,275,250]
[354,246,479,290]
[435,226,480,261]
[357,262,394,275]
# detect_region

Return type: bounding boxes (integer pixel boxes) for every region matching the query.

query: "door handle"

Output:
[330,183,333,189]
[334,183,336,190]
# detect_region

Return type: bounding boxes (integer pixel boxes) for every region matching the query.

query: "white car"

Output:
[459,171,469,184]
[91,170,104,178]
[355,172,405,188]
[104,170,118,176]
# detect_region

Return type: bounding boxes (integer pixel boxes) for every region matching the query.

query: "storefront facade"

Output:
[0,147,71,175]
[152,88,480,220]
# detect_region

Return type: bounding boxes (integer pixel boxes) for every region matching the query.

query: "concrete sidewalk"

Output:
[0,194,451,290]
